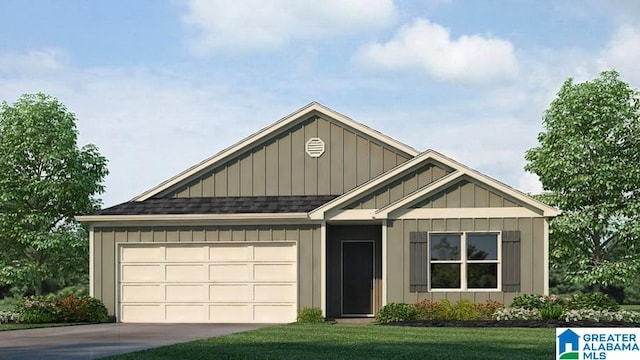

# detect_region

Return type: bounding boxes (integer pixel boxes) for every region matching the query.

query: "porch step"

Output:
[334,318,375,324]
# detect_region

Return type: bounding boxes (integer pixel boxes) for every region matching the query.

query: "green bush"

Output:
[414,299,503,320]
[297,307,324,323]
[476,300,503,319]
[56,283,89,298]
[16,297,59,323]
[539,303,564,319]
[57,293,108,323]
[0,296,22,312]
[16,294,108,324]
[375,303,418,324]
[414,299,440,320]
[565,292,619,311]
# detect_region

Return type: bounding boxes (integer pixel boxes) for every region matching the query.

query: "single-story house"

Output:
[77,102,559,323]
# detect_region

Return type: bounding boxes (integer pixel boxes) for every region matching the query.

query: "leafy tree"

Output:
[0,93,108,295]
[525,70,640,294]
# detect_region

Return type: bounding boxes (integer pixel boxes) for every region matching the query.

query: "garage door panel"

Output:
[166,285,207,302]
[254,305,296,322]
[254,284,296,302]
[254,264,296,281]
[166,264,207,281]
[166,305,207,322]
[166,246,206,261]
[210,284,251,302]
[119,242,297,323]
[121,246,164,262]
[121,285,163,302]
[210,264,250,281]
[254,243,296,261]
[121,265,163,282]
[121,305,162,322]
[210,305,251,323]
[210,245,251,261]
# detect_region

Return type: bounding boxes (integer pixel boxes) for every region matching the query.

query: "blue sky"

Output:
[1,0,639,207]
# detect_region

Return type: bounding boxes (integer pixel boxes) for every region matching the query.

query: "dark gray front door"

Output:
[342,241,374,315]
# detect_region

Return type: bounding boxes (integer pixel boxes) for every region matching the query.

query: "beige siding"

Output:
[92,224,321,318]
[386,217,545,306]
[161,115,412,198]
[345,162,453,209]
[415,179,525,209]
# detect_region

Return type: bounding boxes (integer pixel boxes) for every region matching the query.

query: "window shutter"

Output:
[501,230,521,292]
[410,231,428,292]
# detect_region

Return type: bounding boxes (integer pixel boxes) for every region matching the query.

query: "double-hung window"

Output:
[429,232,500,290]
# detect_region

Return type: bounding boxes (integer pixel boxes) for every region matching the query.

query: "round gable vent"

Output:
[305,137,325,158]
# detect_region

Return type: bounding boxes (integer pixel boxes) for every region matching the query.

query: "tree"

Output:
[525,70,640,294]
[0,93,108,295]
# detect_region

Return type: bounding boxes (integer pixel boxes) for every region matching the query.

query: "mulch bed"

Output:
[389,320,640,328]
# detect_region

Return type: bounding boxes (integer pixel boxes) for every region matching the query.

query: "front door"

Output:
[341,241,374,316]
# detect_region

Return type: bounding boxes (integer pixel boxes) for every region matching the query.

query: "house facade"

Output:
[77,102,558,323]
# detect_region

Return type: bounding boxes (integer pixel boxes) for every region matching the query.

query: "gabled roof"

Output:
[133,102,419,201]
[310,149,560,219]
[98,195,338,215]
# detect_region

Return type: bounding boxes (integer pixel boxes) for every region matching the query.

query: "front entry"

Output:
[342,241,374,316]
[326,224,382,319]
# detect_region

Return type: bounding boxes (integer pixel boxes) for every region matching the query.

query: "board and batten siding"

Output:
[92,225,321,317]
[160,114,412,198]
[345,162,453,209]
[414,179,525,209]
[386,217,545,306]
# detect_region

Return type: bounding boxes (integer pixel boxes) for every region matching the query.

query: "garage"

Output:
[117,242,297,323]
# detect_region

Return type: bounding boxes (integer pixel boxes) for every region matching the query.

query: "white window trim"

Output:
[427,231,502,292]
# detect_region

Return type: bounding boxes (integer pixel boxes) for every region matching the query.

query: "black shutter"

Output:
[502,230,521,292]
[410,231,428,292]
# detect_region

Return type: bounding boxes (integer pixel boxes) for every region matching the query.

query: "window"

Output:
[429,232,499,290]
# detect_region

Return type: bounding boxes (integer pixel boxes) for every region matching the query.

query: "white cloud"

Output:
[353,18,519,83]
[599,24,640,84]
[0,48,69,75]
[181,0,396,54]
[0,50,291,207]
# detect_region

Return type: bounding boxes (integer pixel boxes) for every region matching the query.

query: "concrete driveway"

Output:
[0,323,271,360]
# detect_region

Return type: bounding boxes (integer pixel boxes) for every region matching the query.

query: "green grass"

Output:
[104,324,555,360]
[621,305,640,311]
[0,323,83,331]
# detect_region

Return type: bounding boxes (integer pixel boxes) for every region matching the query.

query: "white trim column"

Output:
[89,225,94,297]
[543,218,550,295]
[320,221,327,316]
[381,220,387,306]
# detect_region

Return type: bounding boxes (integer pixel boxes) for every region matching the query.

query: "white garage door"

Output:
[118,242,297,323]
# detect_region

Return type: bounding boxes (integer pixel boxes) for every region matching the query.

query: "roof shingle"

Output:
[98,195,339,215]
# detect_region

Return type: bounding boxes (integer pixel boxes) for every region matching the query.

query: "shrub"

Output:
[56,283,89,298]
[565,292,619,311]
[16,297,59,323]
[16,294,108,324]
[511,294,566,310]
[0,310,21,324]
[414,299,503,320]
[494,307,541,320]
[0,296,22,312]
[56,294,108,323]
[376,303,418,324]
[476,300,503,319]
[539,303,564,320]
[562,309,640,323]
[414,299,439,320]
[297,307,324,323]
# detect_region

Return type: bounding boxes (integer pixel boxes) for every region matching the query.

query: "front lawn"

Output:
[105,324,555,360]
